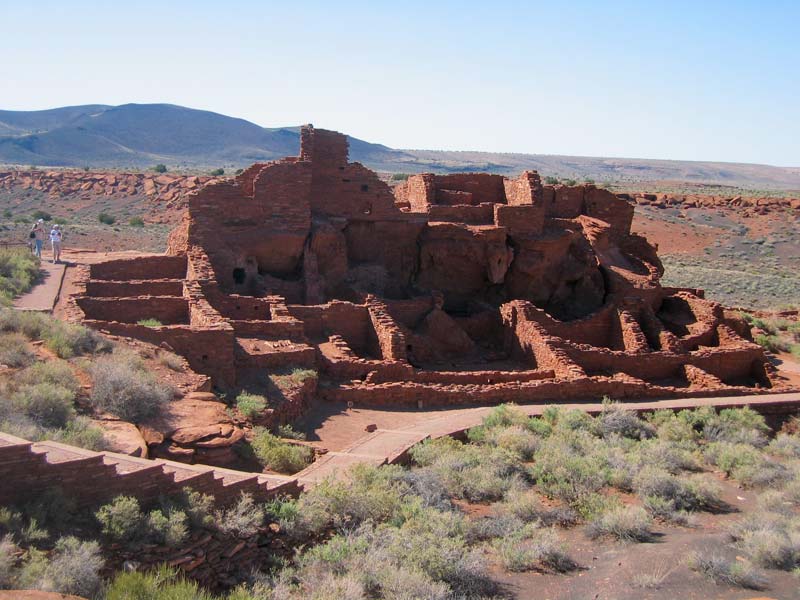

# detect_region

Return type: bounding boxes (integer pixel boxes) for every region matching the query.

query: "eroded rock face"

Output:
[141,392,244,464]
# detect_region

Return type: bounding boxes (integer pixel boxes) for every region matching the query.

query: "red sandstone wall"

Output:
[90,255,188,281]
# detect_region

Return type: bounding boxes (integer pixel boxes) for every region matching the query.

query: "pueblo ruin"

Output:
[65,125,785,410]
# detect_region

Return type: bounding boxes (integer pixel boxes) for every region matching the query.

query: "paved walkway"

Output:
[13,261,66,312]
[296,391,800,485]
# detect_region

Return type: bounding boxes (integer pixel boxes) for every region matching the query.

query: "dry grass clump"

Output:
[90,349,172,422]
[586,505,653,542]
[493,526,577,573]
[687,552,767,589]
[156,350,184,371]
[0,332,34,367]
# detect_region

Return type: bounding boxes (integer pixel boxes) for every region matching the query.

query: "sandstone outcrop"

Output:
[63,126,791,417]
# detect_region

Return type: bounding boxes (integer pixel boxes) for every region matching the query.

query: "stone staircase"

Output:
[0,433,298,508]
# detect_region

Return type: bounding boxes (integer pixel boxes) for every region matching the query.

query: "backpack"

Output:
[29,231,35,239]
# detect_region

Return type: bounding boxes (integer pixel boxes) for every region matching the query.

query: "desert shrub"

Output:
[42,321,107,358]
[0,535,16,589]
[382,509,493,596]
[46,537,104,597]
[649,410,700,443]
[97,212,116,225]
[687,552,767,589]
[210,168,225,176]
[417,442,521,503]
[182,490,216,529]
[466,513,525,543]
[128,216,145,227]
[280,465,410,537]
[106,565,215,600]
[137,318,163,328]
[755,333,789,353]
[596,402,655,440]
[270,367,317,390]
[544,176,559,185]
[216,493,264,538]
[632,438,702,474]
[250,428,312,474]
[0,249,40,304]
[0,332,34,367]
[483,424,540,460]
[530,431,610,513]
[147,509,189,548]
[90,353,172,422]
[21,536,104,598]
[769,433,800,458]
[235,393,268,418]
[706,442,788,487]
[152,164,167,173]
[277,424,306,440]
[498,487,542,523]
[702,407,769,446]
[96,495,144,542]
[586,505,653,542]
[156,350,184,371]
[633,466,722,512]
[390,172,410,181]
[18,361,79,393]
[409,436,464,467]
[736,528,799,570]
[494,527,576,573]
[11,383,75,429]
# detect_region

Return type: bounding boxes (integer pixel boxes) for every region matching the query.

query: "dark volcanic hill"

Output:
[1,103,799,189]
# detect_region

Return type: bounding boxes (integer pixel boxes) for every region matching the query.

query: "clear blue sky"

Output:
[2,0,799,166]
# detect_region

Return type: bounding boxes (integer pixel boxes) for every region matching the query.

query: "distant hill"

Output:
[1,103,799,190]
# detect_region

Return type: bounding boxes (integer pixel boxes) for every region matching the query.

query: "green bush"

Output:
[97,212,116,225]
[137,318,163,328]
[270,367,317,390]
[390,173,410,181]
[250,428,312,474]
[31,210,51,222]
[96,496,144,542]
[11,382,75,428]
[90,353,172,422]
[128,216,145,227]
[235,392,268,418]
[0,249,40,304]
[152,164,168,173]
[544,176,560,185]
[209,168,225,176]
[147,509,189,547]
[106,565,215,600]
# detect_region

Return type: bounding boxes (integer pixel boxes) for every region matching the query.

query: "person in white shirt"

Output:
[49,224,63,264]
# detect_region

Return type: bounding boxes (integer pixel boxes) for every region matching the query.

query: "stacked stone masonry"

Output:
[63,125,793,411]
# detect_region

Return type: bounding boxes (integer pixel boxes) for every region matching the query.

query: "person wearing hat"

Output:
[49,223,63,264]
[31,219,46,258]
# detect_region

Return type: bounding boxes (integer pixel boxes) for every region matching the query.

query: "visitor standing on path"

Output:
[31,219,46,257]
[50,223,63,264]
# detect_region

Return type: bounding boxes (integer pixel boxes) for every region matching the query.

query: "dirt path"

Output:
[13,261,66,312]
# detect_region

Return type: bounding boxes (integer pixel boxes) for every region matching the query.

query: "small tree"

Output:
[209,168,225,176]
[544,176,559,185]
[98,212,116,225]
[152,164,167,173]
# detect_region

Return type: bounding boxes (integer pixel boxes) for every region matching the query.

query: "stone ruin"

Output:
[65,125,789,409]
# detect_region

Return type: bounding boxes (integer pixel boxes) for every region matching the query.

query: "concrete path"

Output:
[13,261,66,312]
[296,391,800,485]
